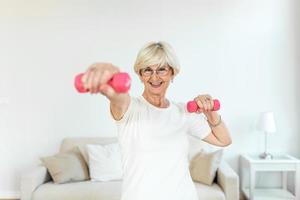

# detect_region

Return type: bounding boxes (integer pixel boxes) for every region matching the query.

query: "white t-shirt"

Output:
[113,96,211,200]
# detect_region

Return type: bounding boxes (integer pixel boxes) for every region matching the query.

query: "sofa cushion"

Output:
[78,145,89,164]
[87,143,123,181]
[32,180,224,200]
[40,147,89,184]
[189,149,223,185]
[32,180,122,200]
[194,182,225,200]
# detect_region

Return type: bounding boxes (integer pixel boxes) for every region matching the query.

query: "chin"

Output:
[147,88,167,96]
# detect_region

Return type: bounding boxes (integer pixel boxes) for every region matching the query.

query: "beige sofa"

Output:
[21,137,239,200]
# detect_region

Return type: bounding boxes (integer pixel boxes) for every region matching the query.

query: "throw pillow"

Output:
[40,147,89,184]
[78,145,89,164]
[189,149,223,185]
[87,143,123,181]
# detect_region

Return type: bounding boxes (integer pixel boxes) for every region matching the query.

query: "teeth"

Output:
[151,82,162,86]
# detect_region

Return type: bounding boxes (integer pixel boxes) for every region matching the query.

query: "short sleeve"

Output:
[110,96,137,124]
[186,113,211,139]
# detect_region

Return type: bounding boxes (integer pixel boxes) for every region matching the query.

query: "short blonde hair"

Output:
[134,41,180,76]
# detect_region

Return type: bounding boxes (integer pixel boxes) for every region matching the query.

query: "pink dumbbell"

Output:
[187,99,220,113]
[74,72,131,93]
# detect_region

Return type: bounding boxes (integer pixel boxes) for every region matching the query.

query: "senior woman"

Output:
[81,41,232,200]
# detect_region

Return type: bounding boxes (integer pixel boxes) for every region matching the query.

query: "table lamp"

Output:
[256,111,277,159]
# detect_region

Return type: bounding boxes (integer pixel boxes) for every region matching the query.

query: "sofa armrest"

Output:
[21,164,51,200]
[216,161,239,200]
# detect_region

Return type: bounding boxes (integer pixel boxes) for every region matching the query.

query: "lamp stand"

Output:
[259,131,273,159]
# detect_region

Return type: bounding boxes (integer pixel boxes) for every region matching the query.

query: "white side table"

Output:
[240,154,300,200]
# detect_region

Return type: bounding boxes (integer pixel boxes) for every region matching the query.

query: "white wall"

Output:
[0,0,299,198]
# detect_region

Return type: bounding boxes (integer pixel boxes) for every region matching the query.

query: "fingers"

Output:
[81,63,120,95]
[91,69,102,93]
[82,68,92,90]
[98,84,116,99]
[95,70,111,93]
[195,100,204,113]
[89,69,98,93]
[99,69,113,86]
[194,94,213,113]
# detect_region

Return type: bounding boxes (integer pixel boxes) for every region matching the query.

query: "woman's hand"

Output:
[81,62,120,99]
[193,94,214,114]
[194,94,221,125]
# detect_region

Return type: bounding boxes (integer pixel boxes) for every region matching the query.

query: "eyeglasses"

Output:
[140,66,172,77]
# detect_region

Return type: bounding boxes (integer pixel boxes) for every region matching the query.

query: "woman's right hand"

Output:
[81,62,120,99]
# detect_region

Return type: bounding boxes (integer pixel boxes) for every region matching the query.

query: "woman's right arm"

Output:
[81,62,130,120]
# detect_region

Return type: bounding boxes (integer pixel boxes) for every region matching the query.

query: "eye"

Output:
[144,68,153,72]
[158,67,168,72]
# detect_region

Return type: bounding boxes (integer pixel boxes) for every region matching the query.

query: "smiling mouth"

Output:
[149,82,163,88]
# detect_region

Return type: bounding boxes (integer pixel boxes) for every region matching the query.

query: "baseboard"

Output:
[0,191,20,199]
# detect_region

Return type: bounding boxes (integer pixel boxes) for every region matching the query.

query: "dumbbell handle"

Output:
[187,99,220,113]
[74,72,131,93]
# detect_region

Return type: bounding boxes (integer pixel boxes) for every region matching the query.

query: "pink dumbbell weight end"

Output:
[74,72,131,93]
[187,99,220,113]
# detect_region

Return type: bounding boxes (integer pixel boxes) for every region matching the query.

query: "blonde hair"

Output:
[134,41,180,76]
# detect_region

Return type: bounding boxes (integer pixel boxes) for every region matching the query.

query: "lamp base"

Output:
[259,152,273,160]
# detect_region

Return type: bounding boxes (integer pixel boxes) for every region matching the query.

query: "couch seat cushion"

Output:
[32,180,121,200]
[194,181,225,200]
[32,180,225,200]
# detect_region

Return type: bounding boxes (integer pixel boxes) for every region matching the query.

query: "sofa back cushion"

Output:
[189,149,223,185]
[87,143,123,181]
[40,147,89,184]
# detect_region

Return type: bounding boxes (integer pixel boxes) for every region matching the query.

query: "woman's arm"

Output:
[193,94,232,147]
[202,111,232,147]
[82,62,131,120]
[110,93,130,120]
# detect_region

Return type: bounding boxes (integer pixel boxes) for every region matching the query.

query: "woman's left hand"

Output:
[193,94,214,114]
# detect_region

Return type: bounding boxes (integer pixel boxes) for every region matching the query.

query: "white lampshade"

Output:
[257,111,277,133]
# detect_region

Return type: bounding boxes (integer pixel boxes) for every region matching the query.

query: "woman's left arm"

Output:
[203,111,232,147]
[194,94,232,147]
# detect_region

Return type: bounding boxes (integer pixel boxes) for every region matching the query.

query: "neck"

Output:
[142,92,169,108]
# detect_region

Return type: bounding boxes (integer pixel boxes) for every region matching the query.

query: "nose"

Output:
[149,72,160,80]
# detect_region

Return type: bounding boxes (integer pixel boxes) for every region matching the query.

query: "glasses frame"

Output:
[139,66,173,77]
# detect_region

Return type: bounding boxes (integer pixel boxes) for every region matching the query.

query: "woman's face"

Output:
[139,65,174,96]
